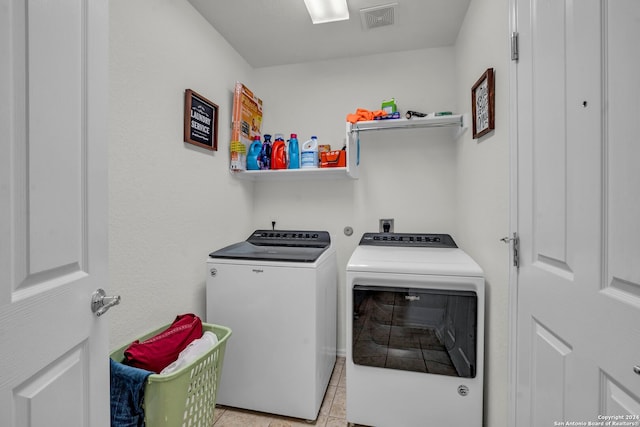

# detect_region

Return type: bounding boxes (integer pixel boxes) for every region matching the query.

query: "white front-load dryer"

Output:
[346,233,485,427]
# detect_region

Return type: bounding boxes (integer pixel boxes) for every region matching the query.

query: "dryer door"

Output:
[352,285,477,378]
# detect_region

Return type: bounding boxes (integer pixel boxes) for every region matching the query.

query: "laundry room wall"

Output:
[251,47,460,354]
[454,0,510,426]
[108,0,511,425]
[108,0,255,348]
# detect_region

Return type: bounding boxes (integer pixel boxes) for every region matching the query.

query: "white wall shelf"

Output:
[231,121,360,180]
[348,114,466,134]
[231,166,353,181]
[230,114,466,181]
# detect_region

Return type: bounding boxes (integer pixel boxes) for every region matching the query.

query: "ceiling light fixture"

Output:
[303,0,350,24]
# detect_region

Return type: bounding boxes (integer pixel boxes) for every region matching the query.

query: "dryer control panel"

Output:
[359,232,457,248]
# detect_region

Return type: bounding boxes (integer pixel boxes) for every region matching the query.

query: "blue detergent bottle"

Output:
[246,136,262,170]
[288,133,299,169]
[259,134,272,170]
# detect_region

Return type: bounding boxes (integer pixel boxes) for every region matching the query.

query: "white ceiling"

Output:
[187,0,472,68]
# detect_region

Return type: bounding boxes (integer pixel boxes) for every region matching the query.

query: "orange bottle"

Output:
[270,134,287,169]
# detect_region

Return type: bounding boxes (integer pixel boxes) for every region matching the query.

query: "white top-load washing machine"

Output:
[346,232,485,427]
[206,230,337,420]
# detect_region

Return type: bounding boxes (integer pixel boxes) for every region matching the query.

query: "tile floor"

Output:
[212,356,364,427]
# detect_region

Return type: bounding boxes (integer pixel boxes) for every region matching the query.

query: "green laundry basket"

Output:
[110,322,231,427]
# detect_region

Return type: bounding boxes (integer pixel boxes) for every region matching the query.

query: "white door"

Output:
[513,0,640,424]
[0,0,110,426]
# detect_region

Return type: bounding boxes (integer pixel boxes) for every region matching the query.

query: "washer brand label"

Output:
[405,295,420,301]
[209,268,217,277]
[252,269,264,273]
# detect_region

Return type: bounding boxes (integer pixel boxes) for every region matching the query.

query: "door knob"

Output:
[91,288,121,317]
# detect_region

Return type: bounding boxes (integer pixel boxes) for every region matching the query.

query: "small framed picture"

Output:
[184,89,218,151]
[471,68,495,139]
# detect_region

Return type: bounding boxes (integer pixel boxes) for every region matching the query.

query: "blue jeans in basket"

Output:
[110,359,152,427]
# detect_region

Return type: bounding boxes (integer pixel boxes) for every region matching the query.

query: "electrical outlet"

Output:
[379,218,394,233]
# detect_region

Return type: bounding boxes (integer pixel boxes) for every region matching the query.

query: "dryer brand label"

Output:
[458,385,469,396]
[405,295,420,301]
[252,269,264,273]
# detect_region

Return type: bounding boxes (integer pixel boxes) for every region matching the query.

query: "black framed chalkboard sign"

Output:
[184,89,218,151]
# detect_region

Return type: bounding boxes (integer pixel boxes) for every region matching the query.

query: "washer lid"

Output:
[346,245,484,277]
[209,230,331,263]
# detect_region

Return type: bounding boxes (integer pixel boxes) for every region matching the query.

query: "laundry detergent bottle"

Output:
[259,134,272,170]
[288,133,300,169]
[271,134,287,169]
[301,136,319,168]
[246,136,262,170]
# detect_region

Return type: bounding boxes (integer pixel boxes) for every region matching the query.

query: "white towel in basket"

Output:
[160,331,218,375]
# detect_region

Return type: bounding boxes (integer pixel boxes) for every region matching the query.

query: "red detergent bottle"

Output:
[270,133,287,169]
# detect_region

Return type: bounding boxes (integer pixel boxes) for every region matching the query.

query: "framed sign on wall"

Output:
[184,89,218,151]
[471,68,495,139]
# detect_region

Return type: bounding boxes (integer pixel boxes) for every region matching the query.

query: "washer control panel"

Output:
[247,230,331,248]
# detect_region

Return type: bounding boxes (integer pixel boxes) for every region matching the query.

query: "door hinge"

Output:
[501,232,520,268]
[511,32,519,61]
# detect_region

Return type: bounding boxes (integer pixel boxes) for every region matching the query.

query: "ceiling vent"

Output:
[359,3,398,30]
